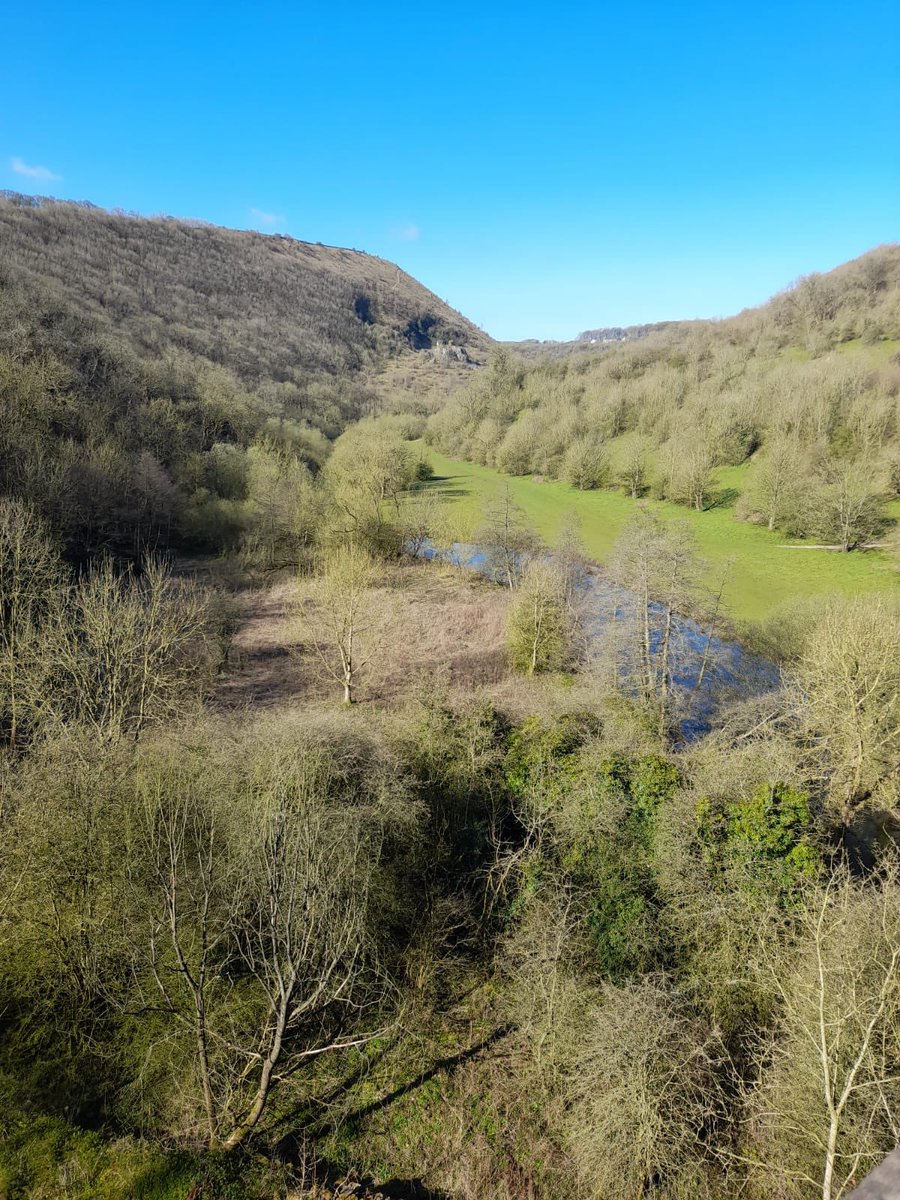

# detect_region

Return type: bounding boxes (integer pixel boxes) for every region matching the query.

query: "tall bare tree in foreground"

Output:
[302,542,379,704]
[133,730,391,1149]
[747,868,900,1200]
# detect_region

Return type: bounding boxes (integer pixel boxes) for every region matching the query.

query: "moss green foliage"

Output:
[504,710,601,798]
[560,753,681,978]
[0,1113,275,1200]
[698,783,822,897]
[505,716,681,979]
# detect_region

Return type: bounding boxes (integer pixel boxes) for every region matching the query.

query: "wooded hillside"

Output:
[0,192,491,383]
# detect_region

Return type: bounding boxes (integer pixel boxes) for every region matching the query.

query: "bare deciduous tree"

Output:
[563,978,727,1199]
[475,486,540,590]
[610,510,705,737]
[746,868,900,1200]
[302,542,380,704]
[506,560,571,675]
[132,730,393,1150]
[37,556,212,741]
[0,498,63,749]
[750,436,804,531]
[796,595,900,824]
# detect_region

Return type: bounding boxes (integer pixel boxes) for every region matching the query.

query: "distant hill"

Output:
[513,247,900,357]
[573,246,900,350]
[576,321,679,344]
[0,191,492,389]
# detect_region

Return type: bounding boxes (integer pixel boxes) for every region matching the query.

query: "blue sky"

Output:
[2,1,898,340]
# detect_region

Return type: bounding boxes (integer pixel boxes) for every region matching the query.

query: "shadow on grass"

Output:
[378,1179,452,1199]
[327,1024,512,1130]
[425,473,472,500]
[273,1025,513,1170]
[706,487,740,510]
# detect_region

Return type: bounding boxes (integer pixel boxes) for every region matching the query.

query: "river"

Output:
[421,541,781,740]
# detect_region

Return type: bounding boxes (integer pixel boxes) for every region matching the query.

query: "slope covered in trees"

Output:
[435,247,900,553]
[0,192,486,560]
[0,192,490,382]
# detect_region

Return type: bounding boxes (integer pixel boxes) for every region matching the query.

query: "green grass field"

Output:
[425,449,899,624]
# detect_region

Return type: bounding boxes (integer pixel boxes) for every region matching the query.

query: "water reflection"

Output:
[420,541,780,740]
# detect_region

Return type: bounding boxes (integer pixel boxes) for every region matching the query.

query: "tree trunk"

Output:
[822,1111,839,1200]
[659,602,674,738]
[221,1007,288,1151]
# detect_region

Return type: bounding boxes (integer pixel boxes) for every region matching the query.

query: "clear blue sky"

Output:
[2,1,898,340]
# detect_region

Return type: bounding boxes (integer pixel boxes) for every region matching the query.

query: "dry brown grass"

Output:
[214,562,513,712]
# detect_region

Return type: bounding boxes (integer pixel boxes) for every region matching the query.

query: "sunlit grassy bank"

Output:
[426,449,899,624]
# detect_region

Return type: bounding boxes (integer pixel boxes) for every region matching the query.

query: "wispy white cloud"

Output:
[250,206,284,228]
[394,223,420,242]
[10,156,61,182]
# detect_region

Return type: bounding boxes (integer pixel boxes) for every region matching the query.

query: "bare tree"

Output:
[563,978,727,1199]
[620,437,649,498]
[561,435,607,490]
[609,510,704,737]
[0,498,63,749]
[302,543,379,703]
[796,595,900,824]
[750,436,804,531]
[506,560,571,675]
[817,463,885,552]
[36,556,212,741]
[665,440,716,511]
[475,486,540,590]
[132,729,391,1150]
[746,868,900,1200]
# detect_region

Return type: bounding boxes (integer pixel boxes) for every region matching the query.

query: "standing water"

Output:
[420,541,781,740]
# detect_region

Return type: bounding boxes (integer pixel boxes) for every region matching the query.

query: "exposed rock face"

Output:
[431,343,472,364]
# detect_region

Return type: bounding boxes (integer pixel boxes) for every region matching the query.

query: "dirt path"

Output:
[214,578,318,710]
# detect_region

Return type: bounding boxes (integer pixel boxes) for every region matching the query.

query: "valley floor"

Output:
[425,450,900,624]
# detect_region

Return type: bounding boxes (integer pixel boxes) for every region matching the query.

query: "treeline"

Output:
[429,246,900,548]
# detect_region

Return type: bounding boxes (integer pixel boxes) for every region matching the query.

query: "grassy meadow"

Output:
[426,448,900,624]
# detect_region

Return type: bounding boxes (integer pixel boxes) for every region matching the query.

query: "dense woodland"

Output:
[0,193,486,562]
[1,202,900,1200]
[430,246,900,550]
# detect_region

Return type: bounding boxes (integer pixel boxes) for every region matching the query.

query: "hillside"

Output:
[429,245,900,564]
[0,192,492,559]
[0,191,491,386]
[507,247,900,358]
